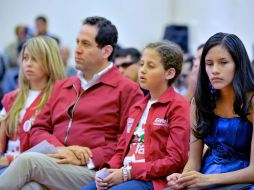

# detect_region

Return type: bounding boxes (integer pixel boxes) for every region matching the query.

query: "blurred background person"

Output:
[116,48,141,83]
[35,15,60,45]
[60,46,77,77]
[174,55,193,95]
[183,44,204,102]
[114,47,149,95]
[3,25,29,69]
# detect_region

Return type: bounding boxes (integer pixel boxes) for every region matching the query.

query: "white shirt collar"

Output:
[77,62,113,90]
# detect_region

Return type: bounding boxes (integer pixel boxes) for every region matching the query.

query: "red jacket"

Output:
[1,90,43,154]
[30,67,143,169]
[107,86,190,190]
[1,90,17,155]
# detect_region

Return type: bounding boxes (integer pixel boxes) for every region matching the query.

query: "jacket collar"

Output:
[62,67,120,89]
[134,86,176,109]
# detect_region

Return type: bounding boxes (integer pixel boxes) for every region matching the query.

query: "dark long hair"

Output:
[194,32,254,138]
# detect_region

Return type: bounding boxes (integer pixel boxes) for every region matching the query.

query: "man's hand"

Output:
[48,147,82,166]
[67,145,93,165]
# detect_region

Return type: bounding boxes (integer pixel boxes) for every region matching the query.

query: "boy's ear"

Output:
[165,68,176,80]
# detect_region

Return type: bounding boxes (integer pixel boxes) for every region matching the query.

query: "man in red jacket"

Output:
[0,16,143,190]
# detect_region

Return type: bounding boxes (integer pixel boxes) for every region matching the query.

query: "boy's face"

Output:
[138,48,173,91]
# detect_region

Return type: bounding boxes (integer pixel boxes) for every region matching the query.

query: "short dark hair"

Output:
[83,16,118,61]
[36,16,47,24]
[114,48,141,62]
[194,32,254,138]
[145,41,183,86]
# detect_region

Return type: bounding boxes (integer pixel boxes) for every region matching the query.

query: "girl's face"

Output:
[138,48,169,91]
[22,47,48,85]
[205,45,236,90]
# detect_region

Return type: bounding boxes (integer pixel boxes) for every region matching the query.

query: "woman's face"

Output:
[205,45,236,91]
[22,47,48,84]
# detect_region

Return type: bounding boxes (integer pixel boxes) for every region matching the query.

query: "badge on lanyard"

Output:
[23,119,32,132]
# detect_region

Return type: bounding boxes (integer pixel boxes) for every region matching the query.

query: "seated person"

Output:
[0,36,65,174]
[167,33,254,190]
[82,41,190,190]
[0,16,143,190]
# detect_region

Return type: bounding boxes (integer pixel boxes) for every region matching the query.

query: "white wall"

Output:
[1,0,254,61]
[171,0,254,58]
[0,0,172,64]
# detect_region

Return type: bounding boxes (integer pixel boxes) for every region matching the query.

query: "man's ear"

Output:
[165,68,176,80]
[102,45,113,59]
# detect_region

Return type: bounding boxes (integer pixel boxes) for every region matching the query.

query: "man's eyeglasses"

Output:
[116,61,137,69]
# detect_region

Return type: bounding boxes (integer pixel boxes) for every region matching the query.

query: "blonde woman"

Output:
[0,36,65,173]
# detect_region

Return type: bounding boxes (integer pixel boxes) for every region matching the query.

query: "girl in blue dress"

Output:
[166,32,254,190]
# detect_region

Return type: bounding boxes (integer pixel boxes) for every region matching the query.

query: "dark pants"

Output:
[81,180,154,190]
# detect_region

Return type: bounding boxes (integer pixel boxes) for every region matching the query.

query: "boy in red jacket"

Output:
[82,41,190,190]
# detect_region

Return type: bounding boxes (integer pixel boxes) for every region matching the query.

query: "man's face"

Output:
[75,24,104,73]
[16,26,27,42]
[192,48,203,74]
[119,63,139,82]
[114,55,132,67]
[36,20,47,35]
[114,55,139,82]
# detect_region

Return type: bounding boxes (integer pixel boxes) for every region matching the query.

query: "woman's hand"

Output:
[103,169,123,187]
[176,171,212,189]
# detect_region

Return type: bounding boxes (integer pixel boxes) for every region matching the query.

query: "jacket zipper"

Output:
[64,85,84,145]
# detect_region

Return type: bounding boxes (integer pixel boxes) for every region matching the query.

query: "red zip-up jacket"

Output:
[107,86,190,190]
[1,90,43,157]
[30,67,143,169]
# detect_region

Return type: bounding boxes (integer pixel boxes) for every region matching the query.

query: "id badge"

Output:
[23,120,32,132]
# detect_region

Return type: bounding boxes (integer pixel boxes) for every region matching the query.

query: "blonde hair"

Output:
[3,36,65,136]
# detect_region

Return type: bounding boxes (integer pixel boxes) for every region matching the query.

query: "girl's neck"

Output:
[219,85,234,103]
[214,86,236,117]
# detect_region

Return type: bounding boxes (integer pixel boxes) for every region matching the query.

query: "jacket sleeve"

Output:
[91,84,143,169]
[0,90,17,154]
[91,135,125,169]
[104,131,128,169]
[130,100,190,180]
[30,85,64,147]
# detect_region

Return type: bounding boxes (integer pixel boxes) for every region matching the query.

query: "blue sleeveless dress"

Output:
[201,116,254,189]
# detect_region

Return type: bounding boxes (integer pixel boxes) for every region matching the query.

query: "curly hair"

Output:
[145,41,183,86]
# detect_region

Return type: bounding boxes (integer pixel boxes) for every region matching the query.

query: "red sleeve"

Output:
[91,85,143,169]
[105,131,128,169]
[30,85,64,147]
[0,90,18,154]
[131,101,190,180]
[1,90,18,111]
